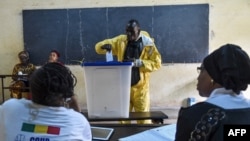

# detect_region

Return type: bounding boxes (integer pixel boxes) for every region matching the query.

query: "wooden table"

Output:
[90,123,163,141]
[82,111,168,124]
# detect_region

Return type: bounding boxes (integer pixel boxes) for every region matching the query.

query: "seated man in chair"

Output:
[10,51,36,99]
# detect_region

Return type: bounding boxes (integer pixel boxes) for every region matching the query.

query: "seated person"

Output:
[48,50,63,65]
[0,62,92,140]
[10,51,36,99]
[175,44,250,141]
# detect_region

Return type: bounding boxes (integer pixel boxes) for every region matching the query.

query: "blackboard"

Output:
[23,4,209,65]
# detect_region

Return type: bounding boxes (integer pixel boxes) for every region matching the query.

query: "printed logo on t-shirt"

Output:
[15,134,50,141]
[29,137,50,141]
[15,134,25,141]
[21,123,60,135]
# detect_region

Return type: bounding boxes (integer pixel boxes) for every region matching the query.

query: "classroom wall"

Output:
[1,0,250,111]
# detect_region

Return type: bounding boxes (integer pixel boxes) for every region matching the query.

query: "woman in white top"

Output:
[175,44,250,141]
[0,63,92,141]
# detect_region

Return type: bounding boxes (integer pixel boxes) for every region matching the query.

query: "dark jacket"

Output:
[175,102,250,141]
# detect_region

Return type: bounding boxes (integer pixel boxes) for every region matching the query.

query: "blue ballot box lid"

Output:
[82,61,133,66]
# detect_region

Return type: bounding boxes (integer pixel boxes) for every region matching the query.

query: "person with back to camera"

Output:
[95,19,162,124]
[47,49,81,112]
[175,44,250,141]
[10,50,36,99]
[0,63,92,141]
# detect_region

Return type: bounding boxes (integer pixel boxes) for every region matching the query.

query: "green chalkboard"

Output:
[23,4,209,65]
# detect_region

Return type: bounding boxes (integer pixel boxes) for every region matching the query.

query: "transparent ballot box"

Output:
[82,62,132,118]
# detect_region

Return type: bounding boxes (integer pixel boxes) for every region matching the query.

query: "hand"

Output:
[101,44,111,52]
[133,59,143,67]
[123,58,134,62]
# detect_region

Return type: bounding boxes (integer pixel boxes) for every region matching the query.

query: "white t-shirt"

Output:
[0,98,92,141]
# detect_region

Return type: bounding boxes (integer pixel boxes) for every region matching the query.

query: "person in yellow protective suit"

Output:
[95,19,162,124]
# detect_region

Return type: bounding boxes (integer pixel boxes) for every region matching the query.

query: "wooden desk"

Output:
[91,124,162,141]
[82,111,168,124]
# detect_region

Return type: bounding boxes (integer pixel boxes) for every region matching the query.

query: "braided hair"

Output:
[18,50,29,59]
[30,63,77,106]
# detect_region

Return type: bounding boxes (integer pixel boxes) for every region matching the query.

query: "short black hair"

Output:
[50,50,60,57]
[30,63,77,106]
[126,19,140,32]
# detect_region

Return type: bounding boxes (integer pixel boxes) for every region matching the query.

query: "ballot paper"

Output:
[118,124,176,141]
[106,50,113,62]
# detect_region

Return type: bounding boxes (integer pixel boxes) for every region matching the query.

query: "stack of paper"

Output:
[119,124,176,141]
[106,51,113,62]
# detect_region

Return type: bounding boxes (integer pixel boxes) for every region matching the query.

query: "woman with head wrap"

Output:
[10,51,36,99]
[175,44,250,141]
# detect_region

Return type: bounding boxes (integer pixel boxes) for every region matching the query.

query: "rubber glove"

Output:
[134,59,143,67]
[101,44,111,52]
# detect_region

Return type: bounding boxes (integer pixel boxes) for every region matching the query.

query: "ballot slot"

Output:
[83,62,132,118]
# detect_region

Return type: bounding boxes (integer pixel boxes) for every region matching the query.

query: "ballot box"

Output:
[82,62,132,118]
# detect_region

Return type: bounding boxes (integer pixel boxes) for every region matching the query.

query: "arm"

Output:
[27,64,36,79]
[95,34,127,56]
[139,32,162,72]
[175,109,191,141]
[140,45,161,72]
[25,64,36,76]
[12,65,19,81]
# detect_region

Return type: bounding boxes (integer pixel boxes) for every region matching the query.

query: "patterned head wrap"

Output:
[203,44,250,94]
[18,51,29,59]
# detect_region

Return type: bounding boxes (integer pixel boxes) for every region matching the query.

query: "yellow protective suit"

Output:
[95,31,162,124]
